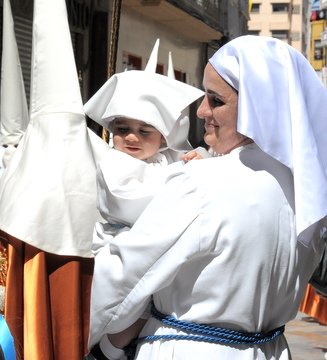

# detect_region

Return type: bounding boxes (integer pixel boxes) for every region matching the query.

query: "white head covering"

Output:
[0,0,108,256]
[0,0,29,168]
[84,70,204,153]
[209,35,327,246]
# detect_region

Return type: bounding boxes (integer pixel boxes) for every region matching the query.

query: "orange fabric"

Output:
[299,284,327,325]
[1,231,94,360]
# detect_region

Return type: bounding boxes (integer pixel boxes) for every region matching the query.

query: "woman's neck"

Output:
[217,137,254,156]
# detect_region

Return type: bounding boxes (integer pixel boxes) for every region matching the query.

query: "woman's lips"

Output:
[205,122,218,129]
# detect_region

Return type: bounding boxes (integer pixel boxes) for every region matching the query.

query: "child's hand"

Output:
[181,151,204,164]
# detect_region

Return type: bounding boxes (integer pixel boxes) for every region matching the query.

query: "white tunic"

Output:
[90,143,324,359]
[93,148,192,254]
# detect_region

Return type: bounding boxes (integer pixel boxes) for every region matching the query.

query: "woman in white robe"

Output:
[87,36,327,360]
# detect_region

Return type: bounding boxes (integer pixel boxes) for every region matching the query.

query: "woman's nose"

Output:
[197,95,212,119]
[125,132,139,142]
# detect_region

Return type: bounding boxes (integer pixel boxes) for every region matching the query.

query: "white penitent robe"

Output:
[92,147,197,254]
[90,143,324,359]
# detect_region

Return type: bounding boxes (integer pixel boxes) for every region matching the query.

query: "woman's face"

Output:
[112,117,165,160]
[197,63,244,154]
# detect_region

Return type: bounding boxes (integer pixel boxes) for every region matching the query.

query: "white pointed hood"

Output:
[167,51,175,79]
[0,0,29,167]
[0,0,108,257]
[144,38,160,72]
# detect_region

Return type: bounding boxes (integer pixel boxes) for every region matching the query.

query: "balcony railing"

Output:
[166,0,223,33]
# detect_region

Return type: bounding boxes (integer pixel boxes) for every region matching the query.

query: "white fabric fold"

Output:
[0,0,29,162]
[99,335,124,360]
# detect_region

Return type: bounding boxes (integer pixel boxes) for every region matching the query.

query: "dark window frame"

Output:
[272,3,289,13]
[271,30,289,40]
[251,3,260,13]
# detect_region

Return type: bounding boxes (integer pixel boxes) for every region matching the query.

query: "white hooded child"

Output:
[83,69,205,359]
[84,70,206,255]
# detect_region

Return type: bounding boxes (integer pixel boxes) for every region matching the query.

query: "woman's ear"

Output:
[161,136,166,144]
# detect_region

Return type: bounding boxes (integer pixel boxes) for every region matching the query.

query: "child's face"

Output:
[112,118,165,160]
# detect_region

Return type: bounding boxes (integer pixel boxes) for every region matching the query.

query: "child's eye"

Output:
[116,127,129,133]
[140,130,150,135]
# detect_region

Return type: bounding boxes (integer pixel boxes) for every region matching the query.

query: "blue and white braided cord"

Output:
[124,305,285,359]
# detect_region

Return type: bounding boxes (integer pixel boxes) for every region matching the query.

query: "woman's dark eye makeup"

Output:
[208,94,225,107]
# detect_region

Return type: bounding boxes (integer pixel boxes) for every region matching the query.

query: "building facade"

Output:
[248,0,310,55]
[1,0,250,146]
[248,0,327,84]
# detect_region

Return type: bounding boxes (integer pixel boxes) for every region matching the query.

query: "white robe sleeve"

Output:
[191,146,212,159]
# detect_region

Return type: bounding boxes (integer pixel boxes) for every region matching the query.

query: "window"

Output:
[272,3,289,13]
[155,64,164,74]
[248,30,260,36]
[251,3,260,13]
[291,31,300,41]
[314,40,323,60]
[271,30,289,40]
[292,5,300,14]
[122,52,142,71]
[173,69,183,82]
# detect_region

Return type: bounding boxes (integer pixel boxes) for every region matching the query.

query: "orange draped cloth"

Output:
[1,230,94,360]
[299,283,327,325]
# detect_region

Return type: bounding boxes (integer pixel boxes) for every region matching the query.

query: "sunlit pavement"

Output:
[285,311,327,360]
